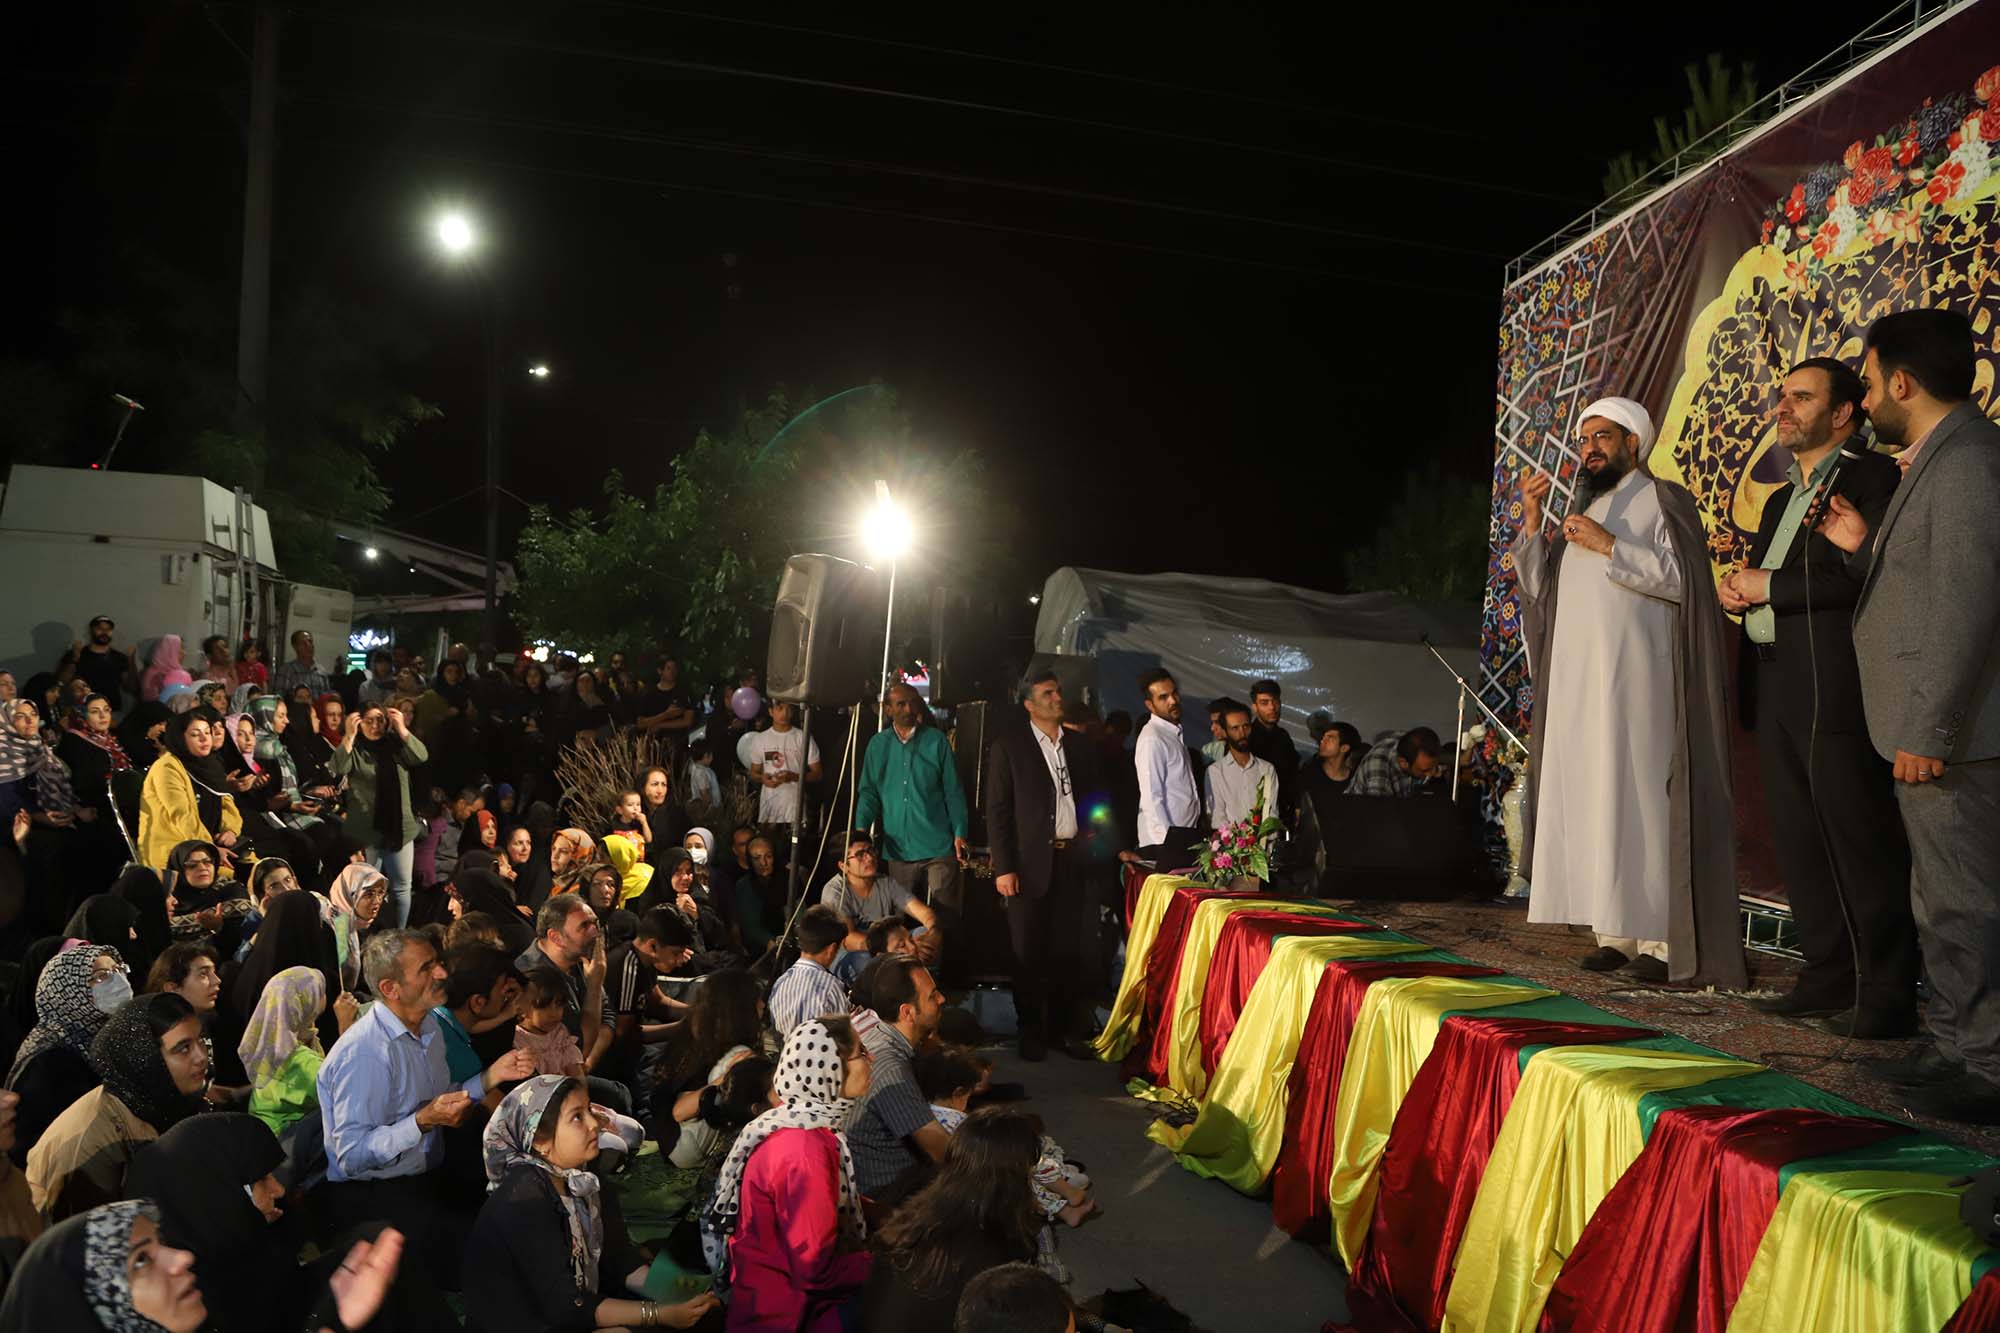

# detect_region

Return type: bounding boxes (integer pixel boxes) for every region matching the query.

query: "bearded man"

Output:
[1514,396,1746,989]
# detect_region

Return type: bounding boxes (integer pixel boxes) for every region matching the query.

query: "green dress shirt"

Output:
[1746,450,1841,645]
[852,724,969,862]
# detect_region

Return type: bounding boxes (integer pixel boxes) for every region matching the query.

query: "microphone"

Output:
[1800,441,1867,534]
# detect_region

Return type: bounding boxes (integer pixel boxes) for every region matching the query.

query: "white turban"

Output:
[1575,396,1655,452]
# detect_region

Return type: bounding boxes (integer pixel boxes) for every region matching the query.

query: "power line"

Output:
[271,4,1585,204]
[574,0,1464,136]
[285,88,1508,260]
[297,134,1474,289]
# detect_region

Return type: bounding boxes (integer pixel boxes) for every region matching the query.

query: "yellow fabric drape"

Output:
[1326,975,1555,1268]
[1163,898,1361,1099]
[1442,1044,1762,1333]
[1094,874,1199,1060]
[1146,933,1429,1188]
[1724,1170,1984,1333]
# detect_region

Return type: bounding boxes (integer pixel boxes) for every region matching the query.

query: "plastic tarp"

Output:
[1031,567,1482,750]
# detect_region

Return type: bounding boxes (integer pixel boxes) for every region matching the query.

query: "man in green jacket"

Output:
[854,684,969,924]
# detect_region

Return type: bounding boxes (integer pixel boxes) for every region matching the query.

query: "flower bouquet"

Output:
[1189,779,1283,888]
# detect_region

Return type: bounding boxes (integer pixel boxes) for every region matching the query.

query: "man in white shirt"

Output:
[1204,699,1279,828]
[1132,667,1204,862]
[734,701,822,825]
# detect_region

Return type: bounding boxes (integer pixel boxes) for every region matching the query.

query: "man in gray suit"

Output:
[1817,307,2000,1123]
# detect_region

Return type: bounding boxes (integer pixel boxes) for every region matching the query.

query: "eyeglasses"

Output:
[181,855,215,869]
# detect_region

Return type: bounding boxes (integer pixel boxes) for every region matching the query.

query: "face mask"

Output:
[92,972,133,1015]
[689,847,708,865]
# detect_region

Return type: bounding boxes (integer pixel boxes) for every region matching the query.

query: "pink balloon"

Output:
[730,686,763,720]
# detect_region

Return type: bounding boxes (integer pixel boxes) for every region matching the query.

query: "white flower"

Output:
[1948,137,1993,195]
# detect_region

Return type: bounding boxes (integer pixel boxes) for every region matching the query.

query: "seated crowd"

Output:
[0,632,1113,1332]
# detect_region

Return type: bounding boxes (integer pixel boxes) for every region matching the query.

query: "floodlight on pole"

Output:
[435,211,476,256]
[527,363,550,379]
[865,480,911,732]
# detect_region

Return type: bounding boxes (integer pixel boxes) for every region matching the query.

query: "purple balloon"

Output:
[730,686,763,720]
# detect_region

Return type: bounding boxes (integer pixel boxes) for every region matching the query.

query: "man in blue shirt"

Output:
[319,928,533,1288]
[854,683,969,926]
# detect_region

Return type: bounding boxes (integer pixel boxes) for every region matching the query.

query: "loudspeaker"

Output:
[767,554,884,705]
[928,586,967,708]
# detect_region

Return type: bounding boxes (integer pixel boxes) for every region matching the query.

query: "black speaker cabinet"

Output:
[767,554,885,705]
[951,701,993,846]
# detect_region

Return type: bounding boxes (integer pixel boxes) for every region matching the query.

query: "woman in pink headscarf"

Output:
[139,636,194,704]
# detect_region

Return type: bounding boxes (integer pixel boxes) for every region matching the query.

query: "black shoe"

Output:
[1858,1044,1960,1087]
[1018,1030,1048,1063]
[1749,990,1846,1018]
[1902,1073,2000,1125]
[1809,1007,1920,1040]
[1576,947,1631,973]
[1060,1036,1100,1061]
[1623,955,1669,984]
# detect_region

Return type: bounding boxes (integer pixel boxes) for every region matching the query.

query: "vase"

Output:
[1500,766,1530,898]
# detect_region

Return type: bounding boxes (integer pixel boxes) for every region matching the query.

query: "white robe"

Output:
[1515,468,1683,941]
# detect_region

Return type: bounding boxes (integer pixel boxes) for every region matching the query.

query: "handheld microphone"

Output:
[1800,441,1867,534]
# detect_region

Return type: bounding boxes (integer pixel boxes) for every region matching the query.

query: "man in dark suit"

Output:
[985,668,1110,1061]
[1720,357,1916,1036]
[1816,308,2000,1122]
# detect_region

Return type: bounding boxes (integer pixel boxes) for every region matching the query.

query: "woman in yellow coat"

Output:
[138,708,242,877]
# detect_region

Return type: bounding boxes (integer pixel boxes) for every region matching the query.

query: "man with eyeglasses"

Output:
[985,669,1111,1061]
[1511,396,1743,991]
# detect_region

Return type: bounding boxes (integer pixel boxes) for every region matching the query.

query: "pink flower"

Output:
[1214,853,1234,870]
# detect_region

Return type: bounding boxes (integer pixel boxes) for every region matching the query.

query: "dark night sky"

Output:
[5,0,1901,606]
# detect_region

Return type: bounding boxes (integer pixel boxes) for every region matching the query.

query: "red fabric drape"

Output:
[1126,887,1269,1082]
[1268,961,1505,1238]
[1198,911,1372,1078]
[1333,1016,1658,1333]
[1943,1267,2000,1333]
[1539,1105,1911,1333]
[1122,863,1153,929]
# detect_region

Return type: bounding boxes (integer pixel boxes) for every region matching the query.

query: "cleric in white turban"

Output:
[1511,395,1746,989]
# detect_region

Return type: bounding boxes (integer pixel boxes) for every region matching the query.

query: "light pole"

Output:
[433,211,504,665]
[862,479,913,732]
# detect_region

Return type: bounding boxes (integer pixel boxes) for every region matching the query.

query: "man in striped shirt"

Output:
[768,906,853,1037]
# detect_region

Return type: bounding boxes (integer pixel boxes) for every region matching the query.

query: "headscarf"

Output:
[123,1114,284,1332]
[481,1076,604,1295]
[110,867,172,984]
[62,698,131,772]
[223,714,258,774]
[0,725,72,816]
[452,866,534,954]
[602,833,653,905]
[0,1199,164,1333]
[5,944,119,1088]
[551,828,595,873]
[313,693,343,746]
[231,891,340,1024]
[685,826,717,861]
[1575,395,1657,453]
[140,635,193,703]
[473,809,498,850]
[236,965,325,1090]
[228,683,259,716]
[246,696,297,793]
[88,995,205,1132]
[327,863,385,990]
[63,896,137,953]
[703,1018,865,1281]
[164,841,229,914]
[162,710,230,834]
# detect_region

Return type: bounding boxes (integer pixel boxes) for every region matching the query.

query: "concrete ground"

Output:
[982,1044,1348,1333]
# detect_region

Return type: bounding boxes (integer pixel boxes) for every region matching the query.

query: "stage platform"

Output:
[1093,875,2000,1332]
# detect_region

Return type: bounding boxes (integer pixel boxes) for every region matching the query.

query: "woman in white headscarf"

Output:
[702,1016,873,1328]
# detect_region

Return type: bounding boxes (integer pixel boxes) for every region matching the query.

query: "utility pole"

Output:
[235,3,279,424]
[483,280,504,663]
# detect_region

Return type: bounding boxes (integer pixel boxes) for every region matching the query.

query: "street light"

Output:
[430,207,503,666]
[527,363,550,379]
[863,480,912,732]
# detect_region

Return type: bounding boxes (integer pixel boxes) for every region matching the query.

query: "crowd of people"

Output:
[0,620,1139,1331]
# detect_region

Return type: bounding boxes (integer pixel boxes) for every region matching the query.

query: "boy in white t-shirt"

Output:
[733,701,821,824]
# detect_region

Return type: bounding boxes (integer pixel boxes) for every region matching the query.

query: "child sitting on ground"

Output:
[917,1046,1096,1228]
[608,789,651,856]
[514,967,646,1163]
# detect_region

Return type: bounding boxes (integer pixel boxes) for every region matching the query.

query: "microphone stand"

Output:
[1419,637,1529,803]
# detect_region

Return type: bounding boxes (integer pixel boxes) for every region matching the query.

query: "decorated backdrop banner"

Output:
[1482,3,2000,898]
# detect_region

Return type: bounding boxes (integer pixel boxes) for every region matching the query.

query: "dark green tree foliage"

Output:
[1602,53,1760,207]
[1343,460,1491,603]
[513,384,1018,681]
[0,255,437,583]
